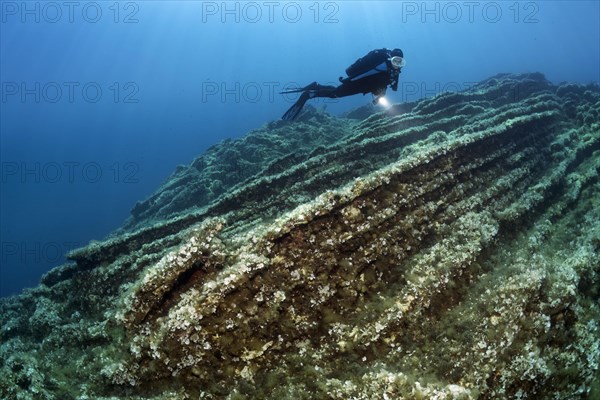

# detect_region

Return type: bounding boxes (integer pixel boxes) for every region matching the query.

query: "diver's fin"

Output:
[279,82,319,95]
[282,91,310,121]
[280,87,305,95]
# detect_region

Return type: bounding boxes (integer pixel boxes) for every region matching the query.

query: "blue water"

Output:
[1,1,599,297]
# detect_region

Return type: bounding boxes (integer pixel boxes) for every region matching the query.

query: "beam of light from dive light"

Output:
[377,96,391,108]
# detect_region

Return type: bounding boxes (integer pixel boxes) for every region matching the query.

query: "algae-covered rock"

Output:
[1,73,599,399]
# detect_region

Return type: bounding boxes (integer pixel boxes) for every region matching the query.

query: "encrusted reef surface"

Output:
[1,73,599,399]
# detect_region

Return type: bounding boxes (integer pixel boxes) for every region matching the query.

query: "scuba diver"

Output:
[281,48,405,121]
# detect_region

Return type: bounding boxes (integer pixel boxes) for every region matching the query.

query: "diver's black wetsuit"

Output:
[282,48,403,120]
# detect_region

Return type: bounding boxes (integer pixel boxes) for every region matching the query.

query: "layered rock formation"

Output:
[1,73,599,399]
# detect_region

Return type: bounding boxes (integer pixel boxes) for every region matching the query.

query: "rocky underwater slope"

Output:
[1,73,599,399]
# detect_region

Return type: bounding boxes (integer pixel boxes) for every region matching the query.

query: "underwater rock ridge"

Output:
[1,72,599,399]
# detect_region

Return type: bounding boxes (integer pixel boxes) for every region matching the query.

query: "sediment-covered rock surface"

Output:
[1,73,599,399]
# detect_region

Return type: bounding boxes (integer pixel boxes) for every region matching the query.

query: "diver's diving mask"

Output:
[389,56,406,69]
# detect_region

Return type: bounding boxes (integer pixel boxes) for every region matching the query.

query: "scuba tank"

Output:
[345,49,390,80]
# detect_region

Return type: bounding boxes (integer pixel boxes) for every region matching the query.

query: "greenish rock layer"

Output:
[1,73,599,399]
